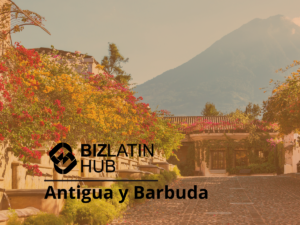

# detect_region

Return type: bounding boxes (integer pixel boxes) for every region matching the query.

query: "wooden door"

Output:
[211,151,225,169]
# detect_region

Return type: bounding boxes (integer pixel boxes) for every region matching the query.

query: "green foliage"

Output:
[150,112,185,160]
[201,102,224,116]
[7,210,63,225]
[161,171,176,183]
[60,186,126,225]
[168,142,202,176]
[59,198,78,224]
[228,108,250,124]
[74,200,117,225]
[101,43,131,84]
[7,209,22,225]
[227,102,261,123]
[8,172,178,225]
[60,171,177,225]
[244,102,261,120]
[172,165,181,177]
[262,63,300,134]
[23,213,65,225]
[175,143,197,176]
[227,162,275,174]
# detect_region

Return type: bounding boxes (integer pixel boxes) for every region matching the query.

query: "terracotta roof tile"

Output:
[164,116,245,131]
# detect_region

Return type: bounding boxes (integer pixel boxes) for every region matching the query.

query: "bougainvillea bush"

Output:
[0,44,184,175]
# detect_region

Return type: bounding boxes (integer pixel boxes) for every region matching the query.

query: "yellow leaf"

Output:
[96,64,104,70]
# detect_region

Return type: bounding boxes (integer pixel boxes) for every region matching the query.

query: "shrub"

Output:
[61,186,129,225]
[60,198,79,224]
[161,171,174,183]
[23,213,65,225]
[75,200,117,225]
[227,163,276,174]
[7,210,22,225]
[172,165,181,178]
[59,171,178,224]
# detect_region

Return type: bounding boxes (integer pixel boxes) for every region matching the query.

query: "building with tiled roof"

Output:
[166,116,278,177]
[165,116,245,132]
[30,47,104,75]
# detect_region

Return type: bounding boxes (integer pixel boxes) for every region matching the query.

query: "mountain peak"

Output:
[267,14,285,19]
[134,15,300,116]
[292,17,300,27]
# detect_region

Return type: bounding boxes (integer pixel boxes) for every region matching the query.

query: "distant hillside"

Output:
[134,15,300,115]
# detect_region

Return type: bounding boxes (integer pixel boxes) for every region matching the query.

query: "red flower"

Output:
[40,121,45,126]
[54,99,61,106]
[31,134,40,140]
[54,132,60,142]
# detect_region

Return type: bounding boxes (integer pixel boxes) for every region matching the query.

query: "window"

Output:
[235,151,247,167]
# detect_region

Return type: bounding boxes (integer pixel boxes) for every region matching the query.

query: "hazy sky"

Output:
[13,0,300,85]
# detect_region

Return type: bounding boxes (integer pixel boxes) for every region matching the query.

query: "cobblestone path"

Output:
[110,176,300,225]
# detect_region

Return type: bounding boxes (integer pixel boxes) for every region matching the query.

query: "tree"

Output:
[0,44,184,175]
[101,43,131,84]
[244,102,261,120]
[262,60,300,134]
[201,102,223,116]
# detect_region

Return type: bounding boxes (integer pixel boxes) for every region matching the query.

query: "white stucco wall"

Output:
[284,132,300,174]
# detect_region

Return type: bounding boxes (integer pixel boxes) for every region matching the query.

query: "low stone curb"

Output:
[0,207,40,222]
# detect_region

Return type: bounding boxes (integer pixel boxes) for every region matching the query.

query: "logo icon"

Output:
[49,143,77,174]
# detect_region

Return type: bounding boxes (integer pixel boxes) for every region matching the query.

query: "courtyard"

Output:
[111,176,300,225]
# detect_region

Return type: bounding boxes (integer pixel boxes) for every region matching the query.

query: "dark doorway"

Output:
[211,151,225,169]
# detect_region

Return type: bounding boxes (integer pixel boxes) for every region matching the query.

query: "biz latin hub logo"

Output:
[45,143,208,203]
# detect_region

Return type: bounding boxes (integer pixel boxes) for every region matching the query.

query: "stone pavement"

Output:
[110,176,300,225]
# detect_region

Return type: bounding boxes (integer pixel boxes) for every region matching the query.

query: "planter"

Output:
[0,207,40,224]
[117,169,144,179]
[137,165,160,174]
[2,189,65,215]
[152,161,170,171]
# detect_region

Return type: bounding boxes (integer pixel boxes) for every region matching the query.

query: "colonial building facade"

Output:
[166,116,279,177]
